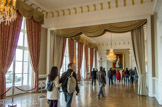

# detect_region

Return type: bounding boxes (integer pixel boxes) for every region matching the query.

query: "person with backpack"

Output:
[107,68,113,85]
[45,66,62,107]
[59,63,79,107]
[97,67,106,99]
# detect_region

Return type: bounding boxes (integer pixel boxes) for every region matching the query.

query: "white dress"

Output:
[46,76,62,100]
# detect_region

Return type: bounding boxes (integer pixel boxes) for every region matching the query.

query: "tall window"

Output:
[6,18,32,88]
[60,39,69,76]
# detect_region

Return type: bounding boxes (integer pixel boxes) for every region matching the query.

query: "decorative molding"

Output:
[97,41,131,47]
[24,0,154,18]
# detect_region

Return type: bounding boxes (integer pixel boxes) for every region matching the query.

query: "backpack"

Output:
[46,81,54,92]
[67,72,76,94]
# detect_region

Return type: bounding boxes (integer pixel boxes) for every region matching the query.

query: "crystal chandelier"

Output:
[107,33,116,62]
[0,0,17,25]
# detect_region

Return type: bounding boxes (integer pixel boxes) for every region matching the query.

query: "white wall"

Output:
[153,0,162,105]
[97,40,136,72]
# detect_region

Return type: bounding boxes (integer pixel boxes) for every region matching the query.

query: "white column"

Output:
[147,16,153,97]
[46,29,51,75]
[129,49,133,69]
[157,17,162,105]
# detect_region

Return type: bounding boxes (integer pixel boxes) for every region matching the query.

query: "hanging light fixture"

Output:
[0,0,17,25]
[107,33,116,62]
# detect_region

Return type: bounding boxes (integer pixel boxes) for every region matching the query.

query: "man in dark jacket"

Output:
[59,63,79,107]
[125,68,130,85]
[108,68,113,85]
[97,67,106,99]
[91,68,97,86]
[130,69,135,85]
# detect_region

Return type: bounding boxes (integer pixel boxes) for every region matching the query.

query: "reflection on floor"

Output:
[0,81,161,107]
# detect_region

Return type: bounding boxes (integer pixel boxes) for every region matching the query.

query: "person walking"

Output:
[46,66,62,107]
[59,63,79,107]
[113,69,116,84]
[116,70,121,84]
[130,69,135,85]
[122,70,125,84]
[108,68,113,85]
[97,67,106,99]
[125,68,130,85]
[91,68,97,86]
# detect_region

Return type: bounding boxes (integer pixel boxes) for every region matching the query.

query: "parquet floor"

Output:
[0,81,161,107]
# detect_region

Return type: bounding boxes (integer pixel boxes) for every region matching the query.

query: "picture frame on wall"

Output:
[112,52,124,70]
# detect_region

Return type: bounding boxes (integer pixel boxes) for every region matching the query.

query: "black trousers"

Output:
[131,77,134,85]
[92,79,96,85]
[48,100,58,107]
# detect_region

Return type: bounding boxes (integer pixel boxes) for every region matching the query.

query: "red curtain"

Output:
[84,45,88,80]
[0,12,23,99]
[78,43,83,81]
[68,38,74,63]
[90,48,94,78]
[60,38,67,70]
[26,18,41,91]
[95,50,97,69]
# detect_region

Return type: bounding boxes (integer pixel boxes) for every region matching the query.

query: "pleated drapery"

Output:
[90,48,94,78]
[72,35,98,49]
[95,50,97,69]
[84,45,89,80]
[78,43,83,81]
[52,19,147,37]
[0,12,23,99]
[131,26,147,96]
[16,0,44,24]
[60,38,67,69]
[50,34,64,74]
[26,18,41,91]
[68,38,75,63]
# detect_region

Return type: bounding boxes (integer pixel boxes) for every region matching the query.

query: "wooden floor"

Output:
[0,81,161,107]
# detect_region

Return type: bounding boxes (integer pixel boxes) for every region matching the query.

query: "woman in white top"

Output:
[46,66,62,107]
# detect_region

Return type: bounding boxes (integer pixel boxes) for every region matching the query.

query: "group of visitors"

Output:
[46,63,79,107]
[108,67,138,85]
[45,63,138,107]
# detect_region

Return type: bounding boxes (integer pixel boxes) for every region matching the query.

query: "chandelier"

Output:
[0,0,17,25]
[107,33,116,62]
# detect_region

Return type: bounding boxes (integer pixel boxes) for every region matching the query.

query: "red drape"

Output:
[95,50,97,69]
[78,43,83,81]
[90,48,94,78]
[60,38,67,70]
[68,38,74,63]
[0,12,23,99]
[26,18,41,91]
[84,45,88,80]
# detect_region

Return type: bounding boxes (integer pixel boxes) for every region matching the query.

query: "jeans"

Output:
[64,92,73,107]
[98,83,104,97]
[108,77,113,85]
[125,77,129,84]
[113,75,116,83]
